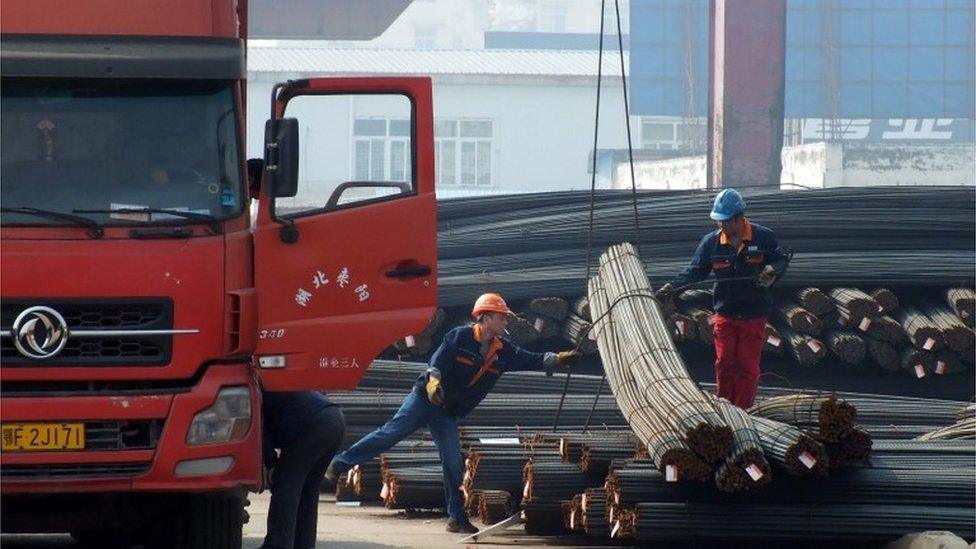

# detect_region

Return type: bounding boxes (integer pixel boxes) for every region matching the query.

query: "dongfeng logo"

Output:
[12,306,68,359]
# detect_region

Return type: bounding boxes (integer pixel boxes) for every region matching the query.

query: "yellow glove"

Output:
[425,370,445,406]
[756,265,777,287]
[555,350,582,368]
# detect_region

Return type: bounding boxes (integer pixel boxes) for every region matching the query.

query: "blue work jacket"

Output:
[671,219,787,319]
[414,324,547,417]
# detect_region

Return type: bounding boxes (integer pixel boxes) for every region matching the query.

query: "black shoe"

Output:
[446,519,479,534]
[324,460,347,484]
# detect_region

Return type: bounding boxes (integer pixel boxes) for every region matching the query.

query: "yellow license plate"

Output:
[1,422,85,452]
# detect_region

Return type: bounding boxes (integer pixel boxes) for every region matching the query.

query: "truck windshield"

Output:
[1,78,243,227]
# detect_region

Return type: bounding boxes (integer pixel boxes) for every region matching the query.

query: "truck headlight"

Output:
[186,386,252,445]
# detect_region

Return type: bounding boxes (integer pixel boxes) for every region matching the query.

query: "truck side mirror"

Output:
[263,118,299,198]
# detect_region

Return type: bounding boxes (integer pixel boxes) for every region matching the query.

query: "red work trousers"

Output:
[712,314,767,408]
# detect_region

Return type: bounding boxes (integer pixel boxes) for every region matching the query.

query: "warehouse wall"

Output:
[619,142,976,189]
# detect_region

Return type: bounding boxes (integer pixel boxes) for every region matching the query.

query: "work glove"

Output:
[756,265,777,287]
[555,350,582,368]
[425,369,445,407]
[655,283,675,302]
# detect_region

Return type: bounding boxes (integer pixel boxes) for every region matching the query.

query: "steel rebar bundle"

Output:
[437,187,976,305]
[795,287,835,316]
[748,394,856,443]
[864,314,909,347]
[867,338,900,372]
[829,288,882,322]
[823,330,867,365]
[764,323,784,354]
[668,312,698,343]
[896,306,946,352]
[477,490,513,525]
[592,243,733,464]
[749,415,830,476]
[921,303,975,353]
[588,274,713,482]
[870,288,900,313]
[776,301,823,336]
[711,397,771,492]
[779,326,826,367]
[946,287,975,327]
[580,487,610,538]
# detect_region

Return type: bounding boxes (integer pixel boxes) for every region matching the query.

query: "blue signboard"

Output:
[630,0,975,121]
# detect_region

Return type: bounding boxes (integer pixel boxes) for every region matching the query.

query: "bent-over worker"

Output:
[324,293,581,534]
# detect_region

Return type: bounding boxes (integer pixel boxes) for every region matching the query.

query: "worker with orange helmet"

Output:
[325,293,580,534]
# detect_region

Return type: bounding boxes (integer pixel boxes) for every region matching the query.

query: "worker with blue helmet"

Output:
[657,188,788,408]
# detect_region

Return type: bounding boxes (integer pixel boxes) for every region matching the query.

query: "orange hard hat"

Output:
[471,293,512,319]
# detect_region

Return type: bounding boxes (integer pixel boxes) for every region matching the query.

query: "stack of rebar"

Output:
[748,394,857,442]
[946,288,975,327]
[590,243,733,467]
[477,490,513,525]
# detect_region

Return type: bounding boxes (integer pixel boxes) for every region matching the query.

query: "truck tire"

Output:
[166,494,244,549]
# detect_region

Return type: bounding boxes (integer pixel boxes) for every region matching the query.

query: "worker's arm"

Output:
[503,344,549,372]
[672,233,714,287]
[762,232,788,273]
[427,332,461,380]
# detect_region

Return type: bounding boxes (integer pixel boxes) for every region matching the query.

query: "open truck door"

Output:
[254,77,437,391]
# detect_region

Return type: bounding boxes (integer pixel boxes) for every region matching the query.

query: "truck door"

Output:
[254,77,437,391]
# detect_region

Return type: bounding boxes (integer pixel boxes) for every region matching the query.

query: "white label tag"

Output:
[798,451,817,469]
[404,335,416,348]
[962,310,970,318]
[807,340,822,353]
[923,338,936,350]
[745,463,764,481]
[858,317,872,331]
[665,464,678,482]
[380,483,389,500]
[914,364,926,378]
[936,360,946,375]
[480,437,520,445]
[675,320,685,335]
[767,335,781,347]
[534,318,545,332]
[588,329,597,341]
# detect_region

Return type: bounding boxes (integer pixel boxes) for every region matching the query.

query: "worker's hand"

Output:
[425,370,445,407]
[756,265,777,287]
[555,350,582,368]
[655,283,675,302]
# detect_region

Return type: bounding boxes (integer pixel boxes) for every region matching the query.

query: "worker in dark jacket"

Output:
[657,189,787,409]
[324,293,580,534]
[260,391,345,549]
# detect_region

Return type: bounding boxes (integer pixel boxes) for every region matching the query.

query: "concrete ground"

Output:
[0,492,605,549]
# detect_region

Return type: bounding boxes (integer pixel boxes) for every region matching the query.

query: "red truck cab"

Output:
[0,0,438,545]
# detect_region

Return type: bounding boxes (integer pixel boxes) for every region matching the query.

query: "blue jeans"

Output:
[332,389,465,522]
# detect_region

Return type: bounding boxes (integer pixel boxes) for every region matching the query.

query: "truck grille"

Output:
[1,462,152,480]
[85,420,164,451]
[1,299,173,366]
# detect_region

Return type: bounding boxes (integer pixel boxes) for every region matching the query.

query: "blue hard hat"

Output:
[710,188,746,221]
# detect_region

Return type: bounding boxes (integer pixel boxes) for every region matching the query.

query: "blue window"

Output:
[840,47,872,82]
[944,47,969,80]
[907,82,943,114]
[840,83,873,115]
[945,14,971,46]
[909,10,945,46]
[873,10,909,46]
[874,83,908,117]
[909,47,944,81]
[840,10,871,45]
[874,47,909,82]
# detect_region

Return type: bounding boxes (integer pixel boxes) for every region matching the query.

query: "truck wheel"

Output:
[70,528,132,548]
[167,494,244,549]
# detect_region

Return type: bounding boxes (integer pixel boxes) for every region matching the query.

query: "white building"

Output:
[246,44,637,197]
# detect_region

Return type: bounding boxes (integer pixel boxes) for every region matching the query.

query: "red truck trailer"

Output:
[0,0,437,545]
